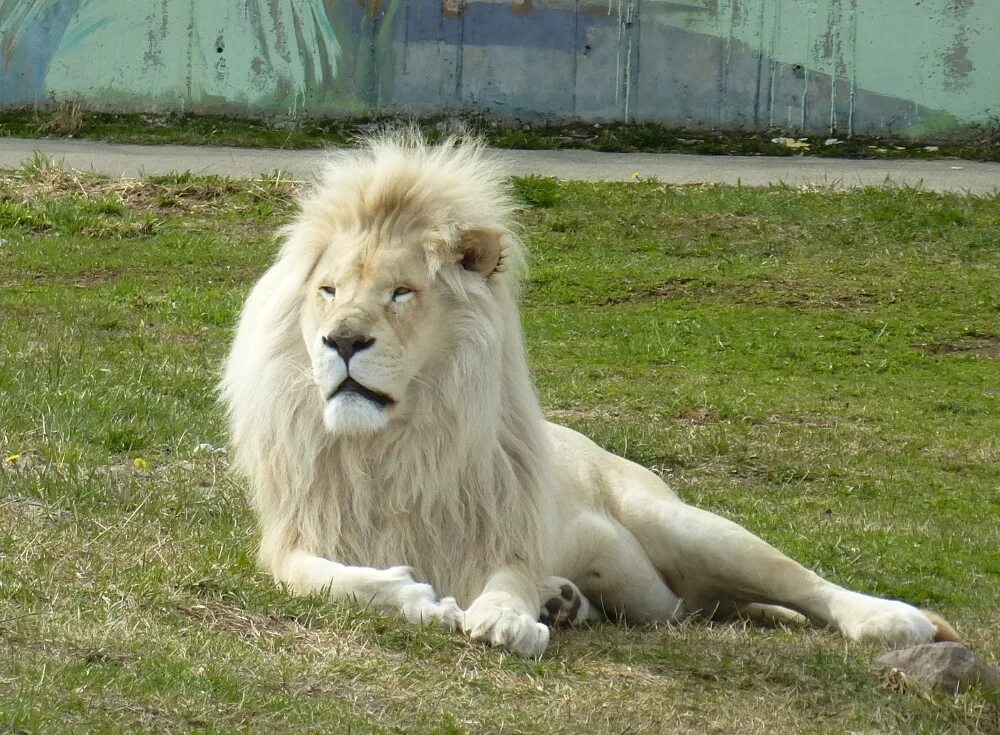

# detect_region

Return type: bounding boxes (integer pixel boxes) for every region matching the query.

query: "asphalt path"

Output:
[1,136,998,194]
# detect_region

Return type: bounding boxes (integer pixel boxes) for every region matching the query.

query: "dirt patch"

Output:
[172,599,305,642]
[0,494,71,523]
[603,278,877,311]
[73,268,121,288]
[922,335,1000,360]
[727,281,878,311]
[763,413,838,429]
[692,212,762,231]
[545,407,623,422]
[677,408,718,425]
[602,278,699,305]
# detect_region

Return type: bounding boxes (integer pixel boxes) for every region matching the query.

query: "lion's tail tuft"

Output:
[923,610,961,642]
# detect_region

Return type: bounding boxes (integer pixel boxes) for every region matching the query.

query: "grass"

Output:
[2,106,999,161]
[1,160,998,733]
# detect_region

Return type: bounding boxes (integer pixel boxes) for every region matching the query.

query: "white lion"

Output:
[220,132,955,657]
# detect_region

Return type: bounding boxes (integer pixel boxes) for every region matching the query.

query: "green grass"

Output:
[2,106,999,160]
[1,162,998,733]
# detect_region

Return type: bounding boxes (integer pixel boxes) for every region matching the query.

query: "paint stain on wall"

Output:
[731,0,744,23]
[510,0,533,17]
[358,0,387,18]
[3,33,15,67]
[952,0,975,16]
[945,40,973,84]
[441,0,468,19]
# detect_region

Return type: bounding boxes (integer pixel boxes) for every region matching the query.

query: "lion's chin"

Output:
[322,393,391,435]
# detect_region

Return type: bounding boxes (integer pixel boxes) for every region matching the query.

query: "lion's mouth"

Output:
[328,377,395,408]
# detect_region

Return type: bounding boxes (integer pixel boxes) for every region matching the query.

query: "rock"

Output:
[876,642,1000,694]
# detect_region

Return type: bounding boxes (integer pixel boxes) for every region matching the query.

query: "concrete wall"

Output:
[1,0,996,136]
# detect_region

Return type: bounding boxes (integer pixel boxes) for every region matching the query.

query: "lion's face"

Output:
[301,232,449,436]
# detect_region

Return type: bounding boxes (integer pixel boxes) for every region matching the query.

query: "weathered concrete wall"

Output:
[1,0,996,136]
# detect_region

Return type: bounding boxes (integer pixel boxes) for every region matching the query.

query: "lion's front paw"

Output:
[539,577,591,627]
[430,596,465,630]
[833,591,936,645]
[464,595,549,658]
[384,567,465,630]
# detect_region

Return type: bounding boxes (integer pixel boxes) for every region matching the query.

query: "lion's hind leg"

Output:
[615,483,948,645]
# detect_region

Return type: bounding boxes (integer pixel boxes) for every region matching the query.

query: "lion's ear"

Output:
[458,228,503,277]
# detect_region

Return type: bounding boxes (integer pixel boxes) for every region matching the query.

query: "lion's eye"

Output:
[319,286,336,301]
[391,287,414,304]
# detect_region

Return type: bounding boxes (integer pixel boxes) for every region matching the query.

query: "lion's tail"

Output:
[924,610,961,642]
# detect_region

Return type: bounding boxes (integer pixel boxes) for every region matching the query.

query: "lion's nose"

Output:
[323,332,375,362]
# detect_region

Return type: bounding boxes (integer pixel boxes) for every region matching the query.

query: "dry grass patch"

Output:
[0,155,299,221]
[36,100,84,136]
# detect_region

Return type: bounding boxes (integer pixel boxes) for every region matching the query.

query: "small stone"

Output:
[875,642,1000,694]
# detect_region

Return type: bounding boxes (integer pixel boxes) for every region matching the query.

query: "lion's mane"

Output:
[220,133,553,605]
